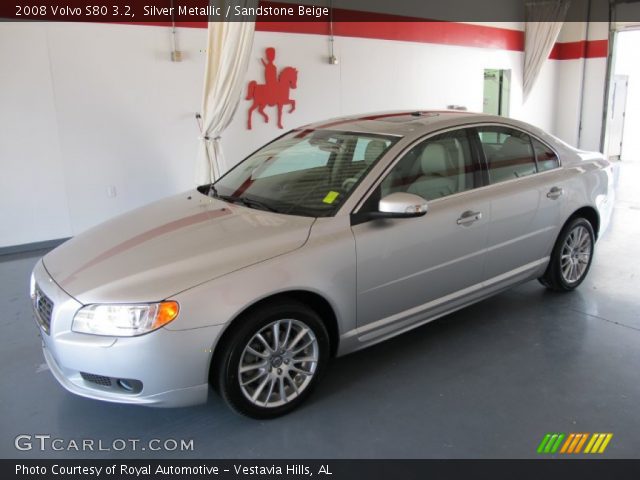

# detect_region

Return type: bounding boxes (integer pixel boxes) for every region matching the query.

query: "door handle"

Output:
[457,210,482,226]
[547,186,564,200]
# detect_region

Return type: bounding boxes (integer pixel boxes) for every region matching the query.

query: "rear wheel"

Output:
[539,217,595,291]
[213,300,330,419]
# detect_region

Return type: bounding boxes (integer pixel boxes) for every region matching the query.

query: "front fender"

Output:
[166,216,357,354]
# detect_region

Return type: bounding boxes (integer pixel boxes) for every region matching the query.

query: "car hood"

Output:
[43,190,314,304]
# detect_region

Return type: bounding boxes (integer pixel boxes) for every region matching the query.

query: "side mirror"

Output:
[377,192,428,218]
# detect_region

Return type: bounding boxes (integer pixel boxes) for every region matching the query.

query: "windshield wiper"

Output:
[240,197,280,213]
[217,194,279,213]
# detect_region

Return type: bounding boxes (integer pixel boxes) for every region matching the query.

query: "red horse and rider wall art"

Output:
[246,47,298,130]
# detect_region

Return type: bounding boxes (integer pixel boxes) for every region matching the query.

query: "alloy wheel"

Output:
[560,225,592,284]
[238,319,319,408]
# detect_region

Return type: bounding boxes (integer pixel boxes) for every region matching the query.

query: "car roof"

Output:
[300,110,528,138]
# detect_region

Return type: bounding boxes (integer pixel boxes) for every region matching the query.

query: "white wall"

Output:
[1,22,559,248]
[614,29,640,161]
[1,23,205,247]
[224,30,558,168]
[0,24,72,246]
[553,22,609,151]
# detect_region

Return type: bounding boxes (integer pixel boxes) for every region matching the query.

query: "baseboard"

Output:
[0,238,70,257]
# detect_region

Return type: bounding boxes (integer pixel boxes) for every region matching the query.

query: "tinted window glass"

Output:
[353,137,391,163]
[258,139,331,178]
[532,138,559,172]
[211,130,396,217]
[479,127,536,183]
[378,129,477,201]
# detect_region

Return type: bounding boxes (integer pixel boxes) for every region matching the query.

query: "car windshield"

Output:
[205,129,398,217]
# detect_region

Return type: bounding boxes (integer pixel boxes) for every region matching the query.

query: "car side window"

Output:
[478,127,537,183]
[378,129,477,201]
[531,137,560,172]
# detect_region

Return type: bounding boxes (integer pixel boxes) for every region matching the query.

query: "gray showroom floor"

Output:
[1,162,639,459]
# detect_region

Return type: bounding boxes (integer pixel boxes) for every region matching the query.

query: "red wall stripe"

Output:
[549,39,609,60]
[258,21,608,58]
[258,21,524,51]
[121,20,607,59]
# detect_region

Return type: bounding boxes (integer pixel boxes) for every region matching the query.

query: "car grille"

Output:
[80,372,113,387]
[34,285,54,334]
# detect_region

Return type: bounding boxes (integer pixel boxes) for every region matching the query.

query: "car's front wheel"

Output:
[213,300,330,418]
[539,217,595,291]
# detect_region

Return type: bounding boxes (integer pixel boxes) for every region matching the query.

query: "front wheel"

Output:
[213,300,330,419]
[539,217,595,291]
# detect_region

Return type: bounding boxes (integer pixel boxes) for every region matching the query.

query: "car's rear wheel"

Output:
[539,217,595,292]
[213,300,330,419]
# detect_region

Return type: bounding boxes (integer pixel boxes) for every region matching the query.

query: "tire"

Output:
[539,217,595,292]
[212,300,330,419]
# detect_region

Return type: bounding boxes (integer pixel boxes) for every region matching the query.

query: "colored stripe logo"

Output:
[537,433,613,454]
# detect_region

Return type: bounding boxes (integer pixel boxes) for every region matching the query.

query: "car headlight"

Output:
[72,302,179,337]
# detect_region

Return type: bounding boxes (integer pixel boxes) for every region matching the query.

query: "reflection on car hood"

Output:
[43,190,314,304]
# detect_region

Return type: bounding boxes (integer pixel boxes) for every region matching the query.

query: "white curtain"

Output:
[523,0,571,101]
[195,4,256,185]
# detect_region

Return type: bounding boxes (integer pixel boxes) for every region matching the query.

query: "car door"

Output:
[351,128,491,334]
[474,126,563,280]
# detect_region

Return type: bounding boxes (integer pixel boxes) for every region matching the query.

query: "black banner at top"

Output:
[2,0,640,23]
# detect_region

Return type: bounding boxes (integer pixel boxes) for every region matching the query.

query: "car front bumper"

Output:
[32,260,222,407]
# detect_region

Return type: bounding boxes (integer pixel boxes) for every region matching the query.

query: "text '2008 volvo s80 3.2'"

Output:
[31,110,614,418]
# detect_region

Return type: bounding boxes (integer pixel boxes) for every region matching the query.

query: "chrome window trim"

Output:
[350,121,563,214]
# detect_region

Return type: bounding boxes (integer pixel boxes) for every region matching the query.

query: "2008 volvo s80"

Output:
[31,111,614,418]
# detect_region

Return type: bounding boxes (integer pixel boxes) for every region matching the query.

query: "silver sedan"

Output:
[31,111,615,418]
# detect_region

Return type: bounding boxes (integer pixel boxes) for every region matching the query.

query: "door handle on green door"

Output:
[456,210,482,226]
